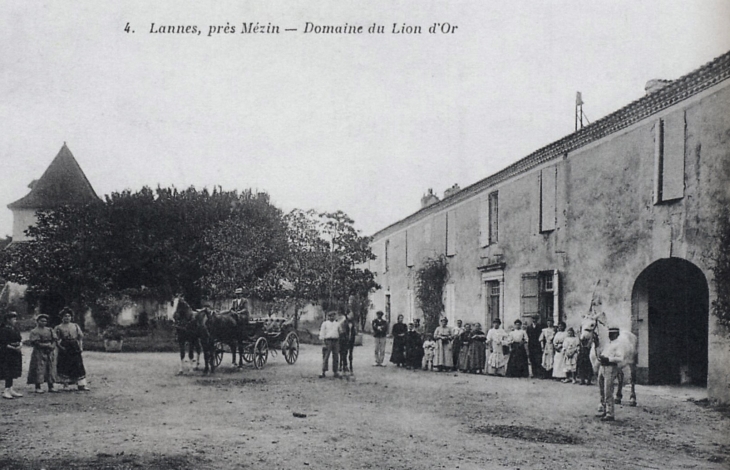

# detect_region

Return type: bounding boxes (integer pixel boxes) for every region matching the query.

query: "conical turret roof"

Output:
[7,144,100,209]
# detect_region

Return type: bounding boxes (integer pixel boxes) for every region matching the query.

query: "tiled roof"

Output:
[372,50,730,240]
[8,144,100,209]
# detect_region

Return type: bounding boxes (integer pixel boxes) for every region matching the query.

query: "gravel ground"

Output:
[0,336,728,469]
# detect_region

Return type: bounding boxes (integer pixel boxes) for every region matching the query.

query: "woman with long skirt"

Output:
[0,311,23,399]
[389,315,408,367]
[506,319,530,378]
[465,323,487,373]
[433,318,454,372]
[457,323,472,372]
[551,322,568,380]
[27,314,58,393]
[54,307,90,391]
[486,319,509,376]
[539,319,556,378]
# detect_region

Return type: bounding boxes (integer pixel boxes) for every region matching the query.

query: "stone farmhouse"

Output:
[367,51,730,403]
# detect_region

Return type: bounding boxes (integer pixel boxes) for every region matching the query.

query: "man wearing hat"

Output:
[231,288,247,314]
[372,311,388,366]
[0,311,24,399]
[596,327,623,421]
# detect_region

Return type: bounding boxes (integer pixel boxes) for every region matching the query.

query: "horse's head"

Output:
[173,298,193,324]
[579,315,597,342]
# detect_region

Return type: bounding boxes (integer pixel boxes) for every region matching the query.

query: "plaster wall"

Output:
[368,80,730,401]
[11,209,37,242]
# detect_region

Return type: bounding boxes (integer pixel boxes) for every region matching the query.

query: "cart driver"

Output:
[231,288,247,315]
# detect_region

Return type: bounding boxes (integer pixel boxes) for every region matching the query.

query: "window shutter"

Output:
[406,230,414,267]
[520,272,539,317]
[653,119,664,204]
[540,167,557,232]
[382,241,389,274]
[479,196,490,247]
[552,270,561,324]
[446,210,456,256]
[662,113,685,201]
[488,192,499,244]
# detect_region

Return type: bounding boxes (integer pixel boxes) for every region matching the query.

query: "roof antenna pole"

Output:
[575,91,584,131]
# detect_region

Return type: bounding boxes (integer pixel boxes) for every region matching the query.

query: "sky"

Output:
[1,1,729,238]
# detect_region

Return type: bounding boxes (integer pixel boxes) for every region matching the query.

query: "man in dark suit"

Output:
[526,314,545,378]
[339,312,357,373]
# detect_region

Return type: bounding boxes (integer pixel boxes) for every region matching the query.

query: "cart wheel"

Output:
[241,345,254,363]
[282,331,299,364]
[253,337,268,369]
[213,341,225,367]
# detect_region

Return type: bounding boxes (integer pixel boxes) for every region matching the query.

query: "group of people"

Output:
[0,307,90,400]
[368,312,596,385]
[317,310,357,378]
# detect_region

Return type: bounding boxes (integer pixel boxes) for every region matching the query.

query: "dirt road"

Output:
[1,336,728,469]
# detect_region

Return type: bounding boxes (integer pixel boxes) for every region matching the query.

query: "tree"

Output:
[270,209,379,326]
[415,255,449,335]
[201,192,289,300]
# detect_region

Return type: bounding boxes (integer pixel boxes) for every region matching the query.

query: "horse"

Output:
[172,298,205,374]
[201,309,251,371]
[580,307,638,407]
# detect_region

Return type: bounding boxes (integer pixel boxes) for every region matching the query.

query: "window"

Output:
[486,280,501,325]
[654,116,685,204]
[521,270,560,324]
[446,210,456,256]
[488,192,499,244]
[539,167,557,232]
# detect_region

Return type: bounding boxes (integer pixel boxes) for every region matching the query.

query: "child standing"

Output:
[422,334,436,371]
[562,328,580,384]
[27,314,58,393]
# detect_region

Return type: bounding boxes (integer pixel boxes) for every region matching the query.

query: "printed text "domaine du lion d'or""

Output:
[149,22,458,36]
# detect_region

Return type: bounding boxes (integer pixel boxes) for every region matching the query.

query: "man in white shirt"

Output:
[319,311,342,378]
[597,328,624,421]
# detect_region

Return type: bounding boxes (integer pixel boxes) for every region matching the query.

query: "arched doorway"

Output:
[632,258,708,386]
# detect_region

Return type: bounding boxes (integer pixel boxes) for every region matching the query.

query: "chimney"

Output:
[443,183,461,199]
[645,79,672,95]
[420,188,440,208]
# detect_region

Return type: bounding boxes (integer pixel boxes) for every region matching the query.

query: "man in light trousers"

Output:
[319,311,342,378]
[372,311,388,366]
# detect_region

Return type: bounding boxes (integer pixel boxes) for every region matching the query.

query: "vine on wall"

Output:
[415,255,449,335]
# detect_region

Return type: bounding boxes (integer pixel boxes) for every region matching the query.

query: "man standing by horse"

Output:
[597,327,625,422]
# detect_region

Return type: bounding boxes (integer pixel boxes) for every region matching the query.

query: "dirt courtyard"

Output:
[1,336,729,470]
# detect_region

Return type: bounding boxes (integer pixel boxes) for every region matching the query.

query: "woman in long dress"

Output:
[404,323,423,370]
[551,321,568,380]
[506,319,530,377]
[465,323,487,373]
[433,318,454,372]
[389,315,408,367]
[54,307,90,391]
[539,319,556,377]
[0,311,23,399]
[457,323,472,372]
[27,314,58,393]
[486,319,510,376]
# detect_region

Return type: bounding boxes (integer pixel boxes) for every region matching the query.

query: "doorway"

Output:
[632,258,708,386]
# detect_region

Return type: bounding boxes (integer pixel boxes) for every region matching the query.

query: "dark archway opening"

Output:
[634,258,708,386]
